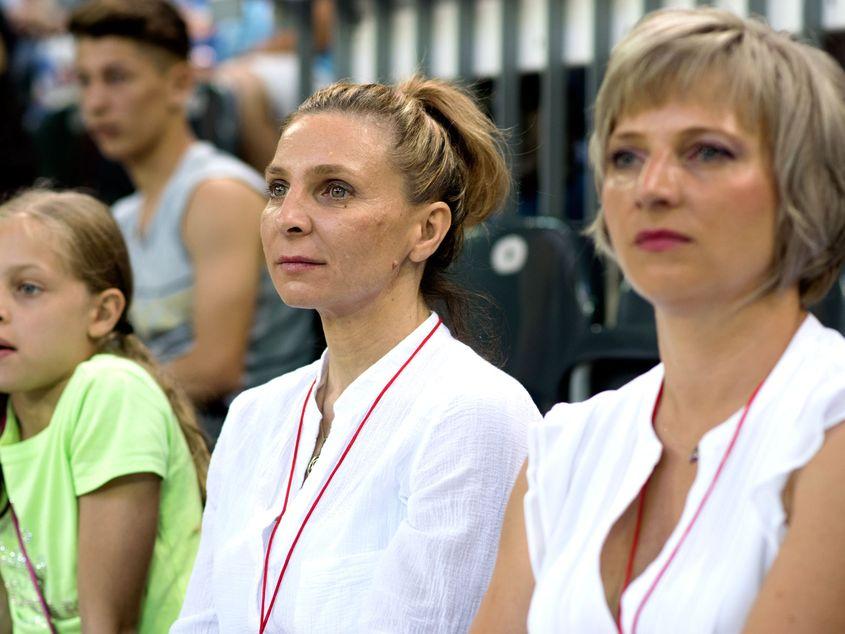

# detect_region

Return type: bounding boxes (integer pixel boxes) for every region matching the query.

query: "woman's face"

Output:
[261,112,430,318]
[601,99,779,315]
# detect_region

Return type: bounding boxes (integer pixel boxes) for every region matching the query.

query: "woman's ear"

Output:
[87,289,127,339]
[409,201,452,263]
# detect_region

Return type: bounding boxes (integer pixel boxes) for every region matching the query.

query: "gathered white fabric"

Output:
[172,313,538,633]
[526,315,845,633]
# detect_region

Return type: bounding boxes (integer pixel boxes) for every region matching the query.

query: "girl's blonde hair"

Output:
[588,7,845,306]
[0,189,209,497]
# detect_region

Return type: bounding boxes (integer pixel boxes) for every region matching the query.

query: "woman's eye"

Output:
[267,182,288,199]
[689,143,734,163]
[608,150,639,170]
[324,182,351,200]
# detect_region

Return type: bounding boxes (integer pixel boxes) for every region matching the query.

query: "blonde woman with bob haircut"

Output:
[172,75,539,633]
[474,8,845,634]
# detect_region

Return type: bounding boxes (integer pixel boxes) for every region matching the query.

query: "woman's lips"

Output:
[634,229,692,252]
[275,256,325,272]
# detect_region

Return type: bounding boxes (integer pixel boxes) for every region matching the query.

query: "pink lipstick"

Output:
[634,229,692,252]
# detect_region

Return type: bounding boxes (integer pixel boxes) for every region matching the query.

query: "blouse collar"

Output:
[307,312,445,432]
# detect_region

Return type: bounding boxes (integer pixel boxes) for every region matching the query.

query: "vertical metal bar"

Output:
[644,0,662,12]
[332,0,354,80]
[416,0,433,75]
[589,0,615,324]
[496,0,521,214]
[375,0,392,81]
[539,0,565,218]
[748,0,767,18]
[586,0,611,223]
[458,0,475,79]
[291,0,313,104]
[803,0,823,45]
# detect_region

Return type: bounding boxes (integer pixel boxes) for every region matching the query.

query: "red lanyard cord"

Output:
[616,477,650,633]
[258,379,315,624]
[258,317,443,633]
[617,378,765,634]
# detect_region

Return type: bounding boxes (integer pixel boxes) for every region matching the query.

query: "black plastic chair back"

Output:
[811,272,845,334]
[450,216,590,412]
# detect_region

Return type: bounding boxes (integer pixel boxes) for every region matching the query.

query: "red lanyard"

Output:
[617,377,765,634]
[258,317,443,633]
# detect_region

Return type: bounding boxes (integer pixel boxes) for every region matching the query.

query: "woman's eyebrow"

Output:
[265,164,355,181]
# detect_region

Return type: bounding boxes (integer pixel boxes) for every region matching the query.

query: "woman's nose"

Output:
[635,152,682,210]
[267,190,312,235]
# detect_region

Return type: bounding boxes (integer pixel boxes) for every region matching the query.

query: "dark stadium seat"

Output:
[558,280,659,403]
[188,81,241,157]
[812,272,845,334]
[450,215,592,412]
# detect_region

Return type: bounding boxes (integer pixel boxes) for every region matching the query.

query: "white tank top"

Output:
[526,315,845,633]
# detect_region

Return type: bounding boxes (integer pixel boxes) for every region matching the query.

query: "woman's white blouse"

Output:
[526,315,845,633]
[172,314,538,633]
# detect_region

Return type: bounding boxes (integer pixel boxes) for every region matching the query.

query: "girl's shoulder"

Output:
[70,354,163,399]
[54,355,174,434]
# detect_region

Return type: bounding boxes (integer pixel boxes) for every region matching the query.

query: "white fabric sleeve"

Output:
[359,396,534,633]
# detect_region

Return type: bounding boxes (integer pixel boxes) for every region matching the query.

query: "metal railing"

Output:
[291,0,829,223]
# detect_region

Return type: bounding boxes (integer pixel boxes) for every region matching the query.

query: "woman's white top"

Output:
[526,315,845,633]
[172,313,538,633]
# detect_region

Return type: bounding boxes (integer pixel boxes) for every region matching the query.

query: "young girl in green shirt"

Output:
[0,189,208,632]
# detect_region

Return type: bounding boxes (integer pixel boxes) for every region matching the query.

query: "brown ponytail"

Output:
[282,75,511,343]
[0,189,210,499]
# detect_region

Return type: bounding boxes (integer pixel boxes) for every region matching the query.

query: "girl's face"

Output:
[601,99,778,316]
[0,216,102,403]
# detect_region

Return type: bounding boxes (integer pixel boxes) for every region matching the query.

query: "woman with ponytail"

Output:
[173,76,540,633]
[0,189,207,632]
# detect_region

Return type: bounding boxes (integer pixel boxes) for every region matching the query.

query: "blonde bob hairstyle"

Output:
[588,7,845,306]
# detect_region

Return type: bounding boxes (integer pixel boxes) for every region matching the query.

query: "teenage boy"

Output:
[69,0,316,437]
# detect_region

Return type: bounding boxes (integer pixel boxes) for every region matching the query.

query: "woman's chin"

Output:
[270,286,315,310]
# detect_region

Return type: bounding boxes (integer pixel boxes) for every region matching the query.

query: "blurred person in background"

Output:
[69,0,317,440]
[474,8,845,633]
[210,0,334,171]
[0,7,36,198]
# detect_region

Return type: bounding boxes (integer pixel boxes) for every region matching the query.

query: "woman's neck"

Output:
[655,289,805,443]
[319,291,432,405]
[125,122,194,197]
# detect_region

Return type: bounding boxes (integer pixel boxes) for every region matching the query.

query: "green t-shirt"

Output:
[0,354,203,633]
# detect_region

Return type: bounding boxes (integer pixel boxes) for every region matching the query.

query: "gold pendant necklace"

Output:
[304,420,329,480]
